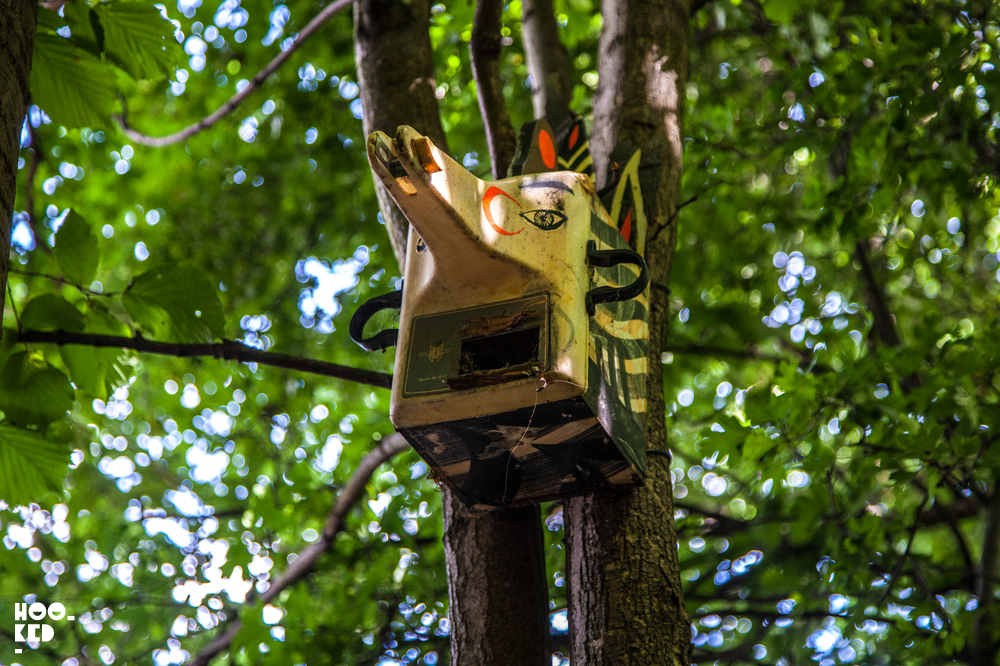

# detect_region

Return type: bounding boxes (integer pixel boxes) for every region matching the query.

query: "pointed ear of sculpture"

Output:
[555,117,594,177]
[507,118,559,176]
[510,116,594,178]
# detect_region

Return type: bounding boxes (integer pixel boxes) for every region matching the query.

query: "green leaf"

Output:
[0,425,69,508]
[744,431,779,461]
[762,0,801,24]
[0,352,74,426]
[19,295,85,332]
[232,600,265,655]
[94,2,180,80]
[36,8,69,33]
[61,304,137,400]
[61,3,103,56]
[30,33,117,128]
[53,210,100,287]
[122,265,226,343]
[60,346,105,399]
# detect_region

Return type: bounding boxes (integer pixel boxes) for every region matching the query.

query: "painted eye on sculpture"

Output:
[519,209,567,231]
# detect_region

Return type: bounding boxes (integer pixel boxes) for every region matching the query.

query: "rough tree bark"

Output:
[973,486,1000,665]
[354,2,551,663]
[0,0,36,343]
[354,0,447,269]
[521,0,573,125]
[469,0,516,179]
[564,1,693,664]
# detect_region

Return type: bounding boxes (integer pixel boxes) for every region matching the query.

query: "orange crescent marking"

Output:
[538,130,556,169]
[483,186,524,235]
[569,124,580,150]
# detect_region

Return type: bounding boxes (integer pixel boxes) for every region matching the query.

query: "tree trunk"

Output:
[0,0,36,343]
[973,484,1000,665]
[354,2,551,663]
[469,0,516,179]
[442,495,551,664]
[564,1,692,664]
[354,0,447,269]
[521,0,572,125]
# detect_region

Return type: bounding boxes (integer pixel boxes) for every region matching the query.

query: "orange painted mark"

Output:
[538,130,556,169]
[620,208,632,244]
[568,124,580,150]
[483,186,524,235]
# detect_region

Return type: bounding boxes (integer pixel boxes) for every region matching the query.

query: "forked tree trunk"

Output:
[354,2,551,663]
[0,0,36,342]
[564,0,693,664]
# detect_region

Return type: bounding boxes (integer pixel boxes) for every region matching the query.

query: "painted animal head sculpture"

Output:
[351,118,652,512]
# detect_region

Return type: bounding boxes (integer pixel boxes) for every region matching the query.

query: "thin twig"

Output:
[9,268,120,296]
[691,609,836,620]
[117,0,352,147]
[855,238,901,347]
[877,494,930,607]
[364,595,401,662]
[18,329,392,389]
[674,500,750,537]
[469,0,517,178]
[910,557,953,631]
[650,179,730,247]
[187,435,409,666]
[7,284,22,336]
[666,179,730,226]
[663,341,786,363]
[943,499,977,573]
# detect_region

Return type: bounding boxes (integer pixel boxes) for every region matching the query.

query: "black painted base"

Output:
[399,397,642,513]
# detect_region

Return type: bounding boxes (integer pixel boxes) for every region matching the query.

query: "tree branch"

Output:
[521,0,572,125]
[11,267,119,295]
[663,341,786,363]
[877,494,929,608]
[469,0,516,178]
[919,494,984,527]
[17,329,392,389]
[117,0,352,147]
[855,238,901,347]
[188,435,409,666]
[691,608,835,620]
[675,501,749,537]
[663,179,729,229]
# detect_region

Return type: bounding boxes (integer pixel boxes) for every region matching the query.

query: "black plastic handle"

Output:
[586,241,649,315]
[349,288,403,352]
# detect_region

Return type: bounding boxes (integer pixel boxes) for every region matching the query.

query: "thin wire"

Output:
[535,376,586,391]
[496,378,543,508]
[492,373,592,509]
